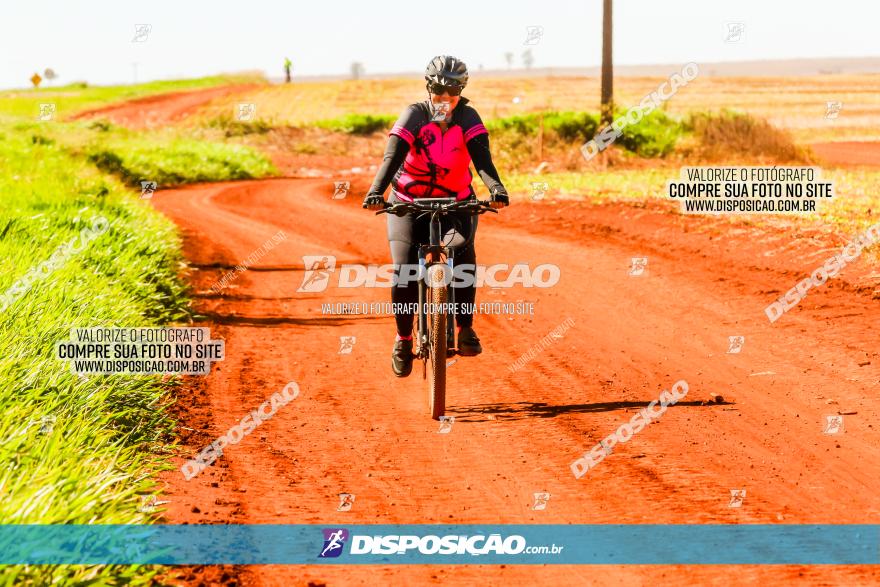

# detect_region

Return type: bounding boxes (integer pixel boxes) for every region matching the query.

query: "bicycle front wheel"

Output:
[427,270,447,420]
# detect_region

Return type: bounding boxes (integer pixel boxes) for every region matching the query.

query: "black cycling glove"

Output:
[490,188,510,207]
[362,193,385,209]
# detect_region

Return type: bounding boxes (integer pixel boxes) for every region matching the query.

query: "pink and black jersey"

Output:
[389,98,488,200]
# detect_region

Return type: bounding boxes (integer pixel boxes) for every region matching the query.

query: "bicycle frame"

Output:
[416,208,459,359]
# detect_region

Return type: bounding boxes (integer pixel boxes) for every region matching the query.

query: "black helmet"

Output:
[425,55,468,88]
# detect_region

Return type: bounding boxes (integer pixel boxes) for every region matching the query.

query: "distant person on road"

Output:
[284,57,292,83]
[362,55,509,377]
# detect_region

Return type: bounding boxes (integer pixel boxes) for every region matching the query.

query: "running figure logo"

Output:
[338,336,356,354]
[431,102,450,122]
[728,489,746,508]
[724,22,745,43]
[38,103,56,121]
[318,528,349,558]
[727,336,745,354]
[531,182,549,201]
[825,101,843,120]
[524,26,544,45]
[438,416,455,434]
[237,103,256,121]
[140,180,157,199]
[823,415,843,434]
[337,493,355,512]
[37,415,55,435]
[532,492,551,511]
[297,255,336,292]
[629,257,648,276]
[132,24,152,43]
[332,181,350,199]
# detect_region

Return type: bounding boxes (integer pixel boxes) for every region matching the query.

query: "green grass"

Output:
[0,75,279,584]
[0,74,265,122]
[17,120,277,188]
[203,113,275,137]
[487,109,683,157]
[84,132,277,187]
[0,124,190,584]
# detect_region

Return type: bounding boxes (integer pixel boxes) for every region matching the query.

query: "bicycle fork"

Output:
[416,212,457,359]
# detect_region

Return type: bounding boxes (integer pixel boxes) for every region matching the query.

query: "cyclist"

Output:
[362,55,509,377]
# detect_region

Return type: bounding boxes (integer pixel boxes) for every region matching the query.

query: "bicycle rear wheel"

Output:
[427,271,447,420]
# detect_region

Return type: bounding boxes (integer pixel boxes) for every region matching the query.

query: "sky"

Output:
[1,0,877,89]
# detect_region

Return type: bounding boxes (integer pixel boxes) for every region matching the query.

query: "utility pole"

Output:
[600,0,613,126]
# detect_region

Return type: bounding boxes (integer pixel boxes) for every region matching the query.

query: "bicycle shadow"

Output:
[446,399,726,422]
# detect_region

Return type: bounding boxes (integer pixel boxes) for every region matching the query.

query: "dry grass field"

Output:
[191,74,880,143]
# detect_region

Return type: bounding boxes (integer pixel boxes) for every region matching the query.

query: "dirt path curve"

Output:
[68,84,262,128]
[151,178,880,586]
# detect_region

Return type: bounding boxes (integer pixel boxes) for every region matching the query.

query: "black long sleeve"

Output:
[368,134,410,196]
[466,133,506,195]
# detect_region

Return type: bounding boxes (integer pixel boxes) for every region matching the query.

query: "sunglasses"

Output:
[428,83,463,96]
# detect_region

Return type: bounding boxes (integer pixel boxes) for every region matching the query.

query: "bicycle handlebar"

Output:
[375,198,498,217]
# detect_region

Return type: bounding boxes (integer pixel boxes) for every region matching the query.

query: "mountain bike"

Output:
[377,198,496,419]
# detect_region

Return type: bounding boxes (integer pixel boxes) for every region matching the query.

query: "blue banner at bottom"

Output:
[0,525,877,565]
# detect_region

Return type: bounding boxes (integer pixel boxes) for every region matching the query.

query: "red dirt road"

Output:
[69,84,261,128]
[150,178,880,586]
